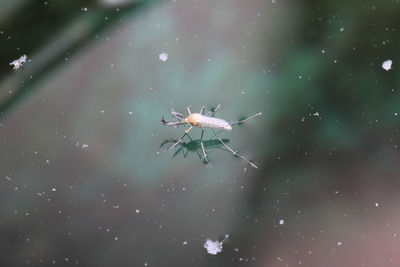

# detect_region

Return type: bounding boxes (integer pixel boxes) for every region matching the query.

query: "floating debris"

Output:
[158,53,168,62]
[10,54,27,70]
[204,235,229,255]
[382,60,392,71]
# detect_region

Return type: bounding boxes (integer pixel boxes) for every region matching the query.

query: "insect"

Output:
[161,104,262,168]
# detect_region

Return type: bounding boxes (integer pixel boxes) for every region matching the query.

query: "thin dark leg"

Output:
[199,107,208,162]
[200,129,208,162]
[166,126,193,151]
[210,128,258,169]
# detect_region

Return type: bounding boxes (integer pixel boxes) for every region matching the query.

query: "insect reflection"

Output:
[160,135,230,161]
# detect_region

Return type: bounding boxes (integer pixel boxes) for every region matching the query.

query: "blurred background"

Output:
[1,0,400,266]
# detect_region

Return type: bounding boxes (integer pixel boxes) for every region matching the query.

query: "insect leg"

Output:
[199,106,208,161]
[208,104,221,117]
[200,128,208,163]
[171,108,183,120]
[210,128,258,169]
[166,126,194,152]
[229,112,262,126]
[187,107,192,114]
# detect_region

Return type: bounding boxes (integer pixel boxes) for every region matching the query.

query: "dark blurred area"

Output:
[1,0,400,266]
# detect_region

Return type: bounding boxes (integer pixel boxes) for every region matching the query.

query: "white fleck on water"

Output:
[158,53,168,62]
[279,219,285,225]
[382,60,392,71]
[10,54,27,70]
[204,239,223,255]
[204,235,229,255]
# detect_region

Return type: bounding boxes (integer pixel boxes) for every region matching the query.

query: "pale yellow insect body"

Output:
[184,113,232,130]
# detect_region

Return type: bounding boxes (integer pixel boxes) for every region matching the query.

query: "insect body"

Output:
[162,105,262,168]
[185,113,232,130]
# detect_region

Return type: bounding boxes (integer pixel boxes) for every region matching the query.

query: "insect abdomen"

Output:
[197,115,232,130]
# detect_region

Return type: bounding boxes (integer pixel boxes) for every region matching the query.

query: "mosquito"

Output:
[161,104,262,168]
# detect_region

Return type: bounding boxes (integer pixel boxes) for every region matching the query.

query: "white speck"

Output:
[100,110,105,113]
[394,112,398,116]
[82,7,88,12]
[144,262,148,267]
[313,112,320,117]
[204,239,223,255]
[234,248,239,252]
[51,188,56,192]
[204,235,229,255]
[375,202,379,207]
[128,111,133,115]
[159,53,168,62]
[279,219,285,225]
[382,60,392,71]
[46,160,50,163]
[114,236,118,241]
[5,176,11,181]
[112,205,120,209]
[337,241,342,246]
[182,241,188,245]
[301,117,305,122]
[340,27,344,32]
[10,54,27,70]
[136,209,140,214]
[321,49,326,54]
[81,144,89,149]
